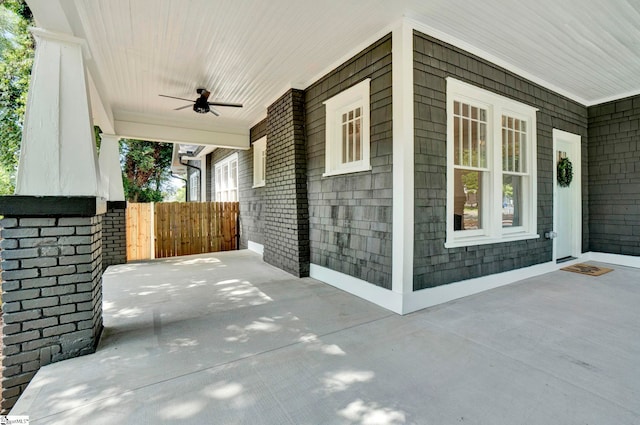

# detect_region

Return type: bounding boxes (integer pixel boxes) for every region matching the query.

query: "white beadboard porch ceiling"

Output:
[28,0,640,141]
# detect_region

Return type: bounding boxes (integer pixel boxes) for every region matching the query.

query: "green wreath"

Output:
[557,157,573,187]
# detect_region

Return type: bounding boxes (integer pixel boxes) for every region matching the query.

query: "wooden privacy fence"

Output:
[126,202,240,261]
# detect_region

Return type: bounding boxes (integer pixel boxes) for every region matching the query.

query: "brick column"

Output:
[102,201,127,271]
[264,89,310,277]
[0,196,104,413]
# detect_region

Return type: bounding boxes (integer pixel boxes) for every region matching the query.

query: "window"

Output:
[446,78,538,248]
[323,79,371,176]
[214,153,239,202]
[189,172,200,202]
[253,136,266,188]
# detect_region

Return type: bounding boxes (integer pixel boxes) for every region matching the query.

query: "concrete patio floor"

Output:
[11,250,640,424]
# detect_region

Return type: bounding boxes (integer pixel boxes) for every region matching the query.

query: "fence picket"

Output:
[126,202,239,260]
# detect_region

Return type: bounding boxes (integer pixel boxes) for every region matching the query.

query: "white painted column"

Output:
[15,28,103,197]
[391,20,415,310]
[98,134,126,201]
[200,156,207,202]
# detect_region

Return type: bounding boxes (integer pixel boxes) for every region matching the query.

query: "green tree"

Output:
[0,0,33,194]
[170,184,186,202]
[120,139,173,202]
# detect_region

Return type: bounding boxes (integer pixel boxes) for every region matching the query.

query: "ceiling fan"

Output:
[159,88,242,116]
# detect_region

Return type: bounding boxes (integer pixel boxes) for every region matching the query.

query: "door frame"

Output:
[552,129,582,261]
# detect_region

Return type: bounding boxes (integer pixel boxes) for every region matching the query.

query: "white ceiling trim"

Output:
[25,0,640,135]
[407,18,591,107]
[301,20,399,90]
[589,88,640,107]
[113,120,249,150]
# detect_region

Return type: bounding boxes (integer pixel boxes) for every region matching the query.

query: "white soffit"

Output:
[27,0,640,142]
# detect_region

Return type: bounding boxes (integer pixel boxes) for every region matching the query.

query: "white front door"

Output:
[553,129,582,261]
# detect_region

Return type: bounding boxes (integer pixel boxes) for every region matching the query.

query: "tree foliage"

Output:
[0,2,175,201]
[0,0,33,194]
[120,139,173,202]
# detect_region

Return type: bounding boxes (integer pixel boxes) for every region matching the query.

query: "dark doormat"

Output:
[561,263,613,276]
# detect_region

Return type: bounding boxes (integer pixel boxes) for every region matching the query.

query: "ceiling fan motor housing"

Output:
[193,97,210,113]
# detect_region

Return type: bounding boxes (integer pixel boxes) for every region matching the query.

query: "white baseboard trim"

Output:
[309,264,403,314]
[310,252,640,315]
[247,241,264,256]
[585,251,640,269]
[403,261,561,314]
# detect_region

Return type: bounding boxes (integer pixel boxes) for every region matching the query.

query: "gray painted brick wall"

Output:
[305,34,393,289]
[102,207,126,270]
[240,119,268,249]
[0,215,103,412]
[588,95,640,255]
[208,142,266,251]
[264,89,310,277]
[413,31,589,290]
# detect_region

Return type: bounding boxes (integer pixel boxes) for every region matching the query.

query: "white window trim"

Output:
[214,153,239,202]
[252,136,266,188]
[323,78,371,177]
[445,77,539,248]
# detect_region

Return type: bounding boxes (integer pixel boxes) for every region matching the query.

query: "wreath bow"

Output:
[557,157,573,187]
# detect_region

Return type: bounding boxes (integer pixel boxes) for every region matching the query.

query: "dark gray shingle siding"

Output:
[305,34,393,289]
[413,31,589,290]
[588,95,640,255]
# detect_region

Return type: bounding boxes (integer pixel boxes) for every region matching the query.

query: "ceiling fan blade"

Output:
[209,108,220,116]
[159,94,195,102]
[173,104,193,111]
[208,102,243,108]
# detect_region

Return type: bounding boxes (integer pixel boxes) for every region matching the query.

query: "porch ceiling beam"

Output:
[26,0,72,34]
[113,120,250,150]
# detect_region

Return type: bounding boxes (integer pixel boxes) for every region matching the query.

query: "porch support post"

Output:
[0,28,105,413]
[15,28,103,198]
[98,134,125,202]
[263,89,310,277]
[99,134,127,270]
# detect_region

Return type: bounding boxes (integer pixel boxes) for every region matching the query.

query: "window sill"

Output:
[322,165,371,178]
[444,232,540,249]
[252,182,265,188]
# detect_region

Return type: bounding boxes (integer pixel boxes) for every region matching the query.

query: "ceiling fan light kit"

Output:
[159,88,243,116]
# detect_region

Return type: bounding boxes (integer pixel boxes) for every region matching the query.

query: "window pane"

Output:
[503,174,523,227]
[222,164,228,190]
[454,168,484,231]
[341,108,364,165]
[355,117,361,161]
[479,122,487,168]
[502,115,527,173]
[230,161,238,190]
[454,116,461,164]
[453,101,487,168]
[348,121,354,162]
[342,122,347,163]
[215,168,222,200]
[519,132,526,172]
[502,128,507,171]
